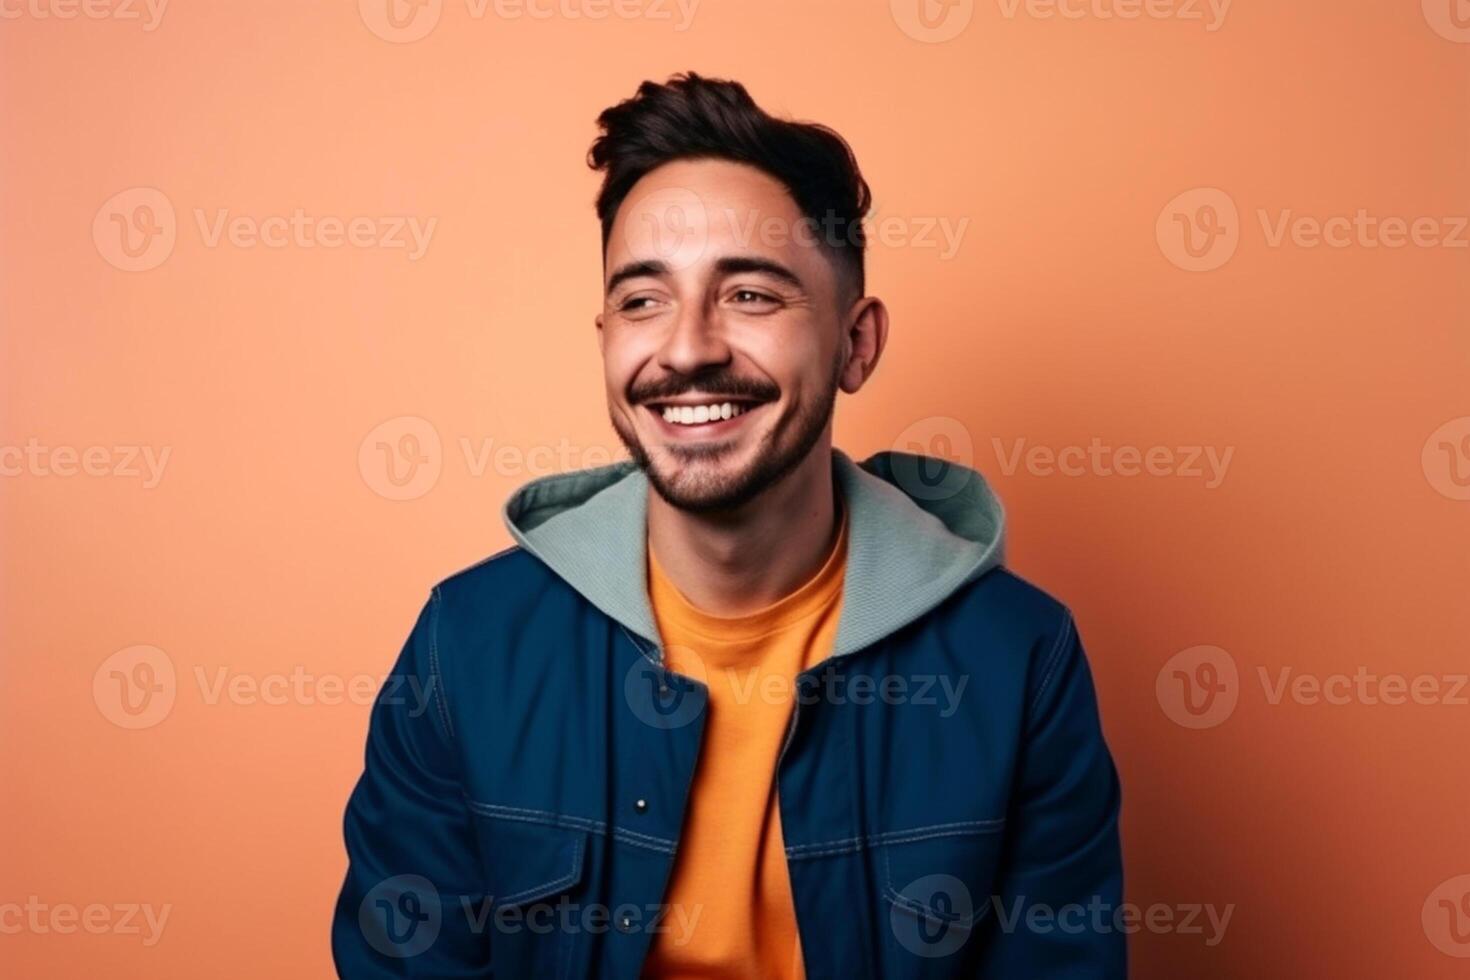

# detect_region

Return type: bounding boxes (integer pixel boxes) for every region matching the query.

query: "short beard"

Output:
[611,357,843,515]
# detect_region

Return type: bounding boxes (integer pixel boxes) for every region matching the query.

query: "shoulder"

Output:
[932,568,1092,714]
[424,544,583,650]
[432,543,550,603]
[946,566,1074,648]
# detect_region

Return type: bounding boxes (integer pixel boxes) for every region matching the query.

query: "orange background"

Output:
[3,1,1468,977]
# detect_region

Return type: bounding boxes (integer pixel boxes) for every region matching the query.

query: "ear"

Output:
[838,297,889,394]
[594,312,605,356]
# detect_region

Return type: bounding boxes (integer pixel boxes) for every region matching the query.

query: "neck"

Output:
[646,443,841,618]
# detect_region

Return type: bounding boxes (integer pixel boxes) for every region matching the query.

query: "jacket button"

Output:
[634,799,648,813]
[618,914,634,932]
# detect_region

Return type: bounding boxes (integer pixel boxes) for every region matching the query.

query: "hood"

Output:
[501,448,1006,661]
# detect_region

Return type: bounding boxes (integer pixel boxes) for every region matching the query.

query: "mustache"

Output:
[629,372,780,405]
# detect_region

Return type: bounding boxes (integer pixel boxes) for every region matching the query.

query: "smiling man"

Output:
[333,72,1125,979]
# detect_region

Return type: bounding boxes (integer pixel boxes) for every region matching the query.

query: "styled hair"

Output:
[588,71,872,305]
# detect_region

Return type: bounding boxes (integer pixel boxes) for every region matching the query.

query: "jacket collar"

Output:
[502,448,1006,659]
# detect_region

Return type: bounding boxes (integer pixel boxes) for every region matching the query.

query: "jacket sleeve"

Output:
[978,613,1126,978]
[331,587,492,977]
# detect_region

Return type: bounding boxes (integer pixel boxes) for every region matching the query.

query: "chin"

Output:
[612,397,830,515]
[646,450,765,513]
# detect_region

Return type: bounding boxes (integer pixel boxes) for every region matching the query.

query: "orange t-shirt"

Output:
[642,511,848,979]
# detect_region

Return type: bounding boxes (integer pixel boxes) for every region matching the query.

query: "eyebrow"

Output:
[605,259,668,296]
[604,255,806,296]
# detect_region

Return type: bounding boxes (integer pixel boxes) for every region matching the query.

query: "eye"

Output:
[617,294,665,316]
[729,288,780,308]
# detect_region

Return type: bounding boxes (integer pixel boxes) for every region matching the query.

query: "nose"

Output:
[655,299,731,377]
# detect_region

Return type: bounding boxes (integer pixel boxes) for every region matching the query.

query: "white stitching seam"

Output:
[784,819,1007,860]
[494,836,585,907]
[427,586,454,740]
[465,799,678,855]
[618,624,663,669]
[1028,610,1075,719]
[879,847,993,927]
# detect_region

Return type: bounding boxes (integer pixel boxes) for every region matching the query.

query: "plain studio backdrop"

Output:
[2,1,1467,977]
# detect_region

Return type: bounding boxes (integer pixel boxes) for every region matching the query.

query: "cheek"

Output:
[743,327,828,396]
[601,329,653,402]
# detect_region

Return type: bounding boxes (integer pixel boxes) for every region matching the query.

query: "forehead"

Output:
[606,158,831,284]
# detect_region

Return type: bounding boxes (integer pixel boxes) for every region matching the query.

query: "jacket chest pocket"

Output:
[467,805,591,980]
[875,821,1006,974]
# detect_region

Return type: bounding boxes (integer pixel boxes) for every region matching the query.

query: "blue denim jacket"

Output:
[333,450,1125,978]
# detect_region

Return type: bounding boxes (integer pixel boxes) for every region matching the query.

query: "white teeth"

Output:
[659,401,749,425]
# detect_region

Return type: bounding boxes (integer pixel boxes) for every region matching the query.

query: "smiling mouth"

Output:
[642,397,771,431]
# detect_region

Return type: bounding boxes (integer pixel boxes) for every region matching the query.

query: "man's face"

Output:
[598,159,849,513]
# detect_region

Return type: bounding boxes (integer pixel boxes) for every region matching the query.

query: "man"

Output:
[333,72,1124,978]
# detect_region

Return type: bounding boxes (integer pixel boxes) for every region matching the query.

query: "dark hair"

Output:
[588,71,872,305]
